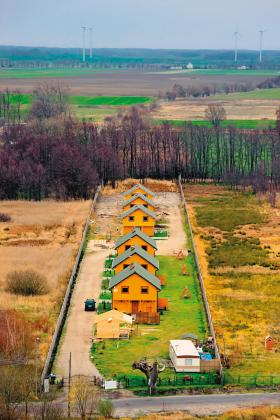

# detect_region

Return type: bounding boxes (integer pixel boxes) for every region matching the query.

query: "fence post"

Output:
[178,177,223,377]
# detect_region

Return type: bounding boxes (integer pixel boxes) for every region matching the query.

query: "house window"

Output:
[141,286,149,294]
[143,216,148,222]
[141,264,148,270]
[122,286,129,293]
[123,264,129,269]
[129,216,135,222]
[125,245,130,251]
[184,359,193,366]
[143,204,148,208]
[142,245,148,251]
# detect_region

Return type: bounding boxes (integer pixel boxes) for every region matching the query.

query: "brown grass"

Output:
[184,184,280,375]
[121,406,280,420]
[102,178,178,195]
[0,199,91,359]
[152,98,280,121]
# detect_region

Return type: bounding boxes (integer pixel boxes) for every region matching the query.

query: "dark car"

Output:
[84,299,96,311]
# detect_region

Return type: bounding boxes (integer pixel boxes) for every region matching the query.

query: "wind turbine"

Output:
[259,29,266,64]
[88,27,93,59]
[81,26,87,62]
[233,31,239,63]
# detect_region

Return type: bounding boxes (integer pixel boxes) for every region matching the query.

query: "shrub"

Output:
[97,399,114,419]
[6,270,49,296]
[0,212,11,222]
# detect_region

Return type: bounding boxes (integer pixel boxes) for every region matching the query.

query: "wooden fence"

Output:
[135,312,160,325]
[40,186,101,384]
[178,176,223,377]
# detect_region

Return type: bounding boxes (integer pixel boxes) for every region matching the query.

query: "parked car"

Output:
[84,299,96,311]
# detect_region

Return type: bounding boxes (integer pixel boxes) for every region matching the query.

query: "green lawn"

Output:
[157,119,276,130]
[92,251,208,379]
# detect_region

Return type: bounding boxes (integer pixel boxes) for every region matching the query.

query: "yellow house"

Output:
[123,184,155,201]
[121,205,156,237]
[109,263,161,315]
[112,245,159,275]
[123,193,156,213]
[115,228,157,256]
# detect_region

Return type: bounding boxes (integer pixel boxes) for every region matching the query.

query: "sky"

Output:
[0,0,279,50]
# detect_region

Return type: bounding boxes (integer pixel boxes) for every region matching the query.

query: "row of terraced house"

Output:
[108,184,163,323]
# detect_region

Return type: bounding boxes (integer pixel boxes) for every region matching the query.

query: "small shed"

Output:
[169,340,200,372]
[94,310,133,339]
[265,335,274,351]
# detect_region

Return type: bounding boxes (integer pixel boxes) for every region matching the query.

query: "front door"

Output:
[131,301,139,314]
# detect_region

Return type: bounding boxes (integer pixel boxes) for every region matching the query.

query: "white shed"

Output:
[169,340,200,372]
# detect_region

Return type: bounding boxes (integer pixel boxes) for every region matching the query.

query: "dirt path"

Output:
[155,192,186,255]
[55,192,122,379]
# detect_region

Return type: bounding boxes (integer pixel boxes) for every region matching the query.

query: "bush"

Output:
[0,212,11,222]
[97,399,114,419]
[6,270,49,296]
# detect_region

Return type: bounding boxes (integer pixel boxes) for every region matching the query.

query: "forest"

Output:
[0,105,280,200]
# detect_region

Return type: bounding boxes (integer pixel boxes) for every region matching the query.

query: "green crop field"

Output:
[157,119,276,130]
[155,69,280,77]
[214,87,280,100]
[0,67,120,79]
[71,95,152,106]
[3,93,153,121]
[92,240,209,379]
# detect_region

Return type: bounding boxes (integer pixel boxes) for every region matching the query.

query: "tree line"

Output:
[0,106,280,200]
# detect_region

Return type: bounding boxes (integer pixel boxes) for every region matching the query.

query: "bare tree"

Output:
[29,82,69,120]
[132,358,165,395]
[70,376,99,419]
[205,104,226,128]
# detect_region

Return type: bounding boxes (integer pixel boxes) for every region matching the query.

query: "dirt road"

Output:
[55,192,122,379]
[113,392,280,417]
[155,192,186,255]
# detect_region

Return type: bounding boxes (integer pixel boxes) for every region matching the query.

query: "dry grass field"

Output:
[152,97,280,121]
[183,184,280,376]
[0,200,91,357]
[124,406,280,419]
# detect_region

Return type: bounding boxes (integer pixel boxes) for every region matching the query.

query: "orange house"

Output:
[121,205,156,237]
[123,193,156,213]
[112,245,159,275]
[115,228,157,256]
[109,263,161,314]
[123,184,154,201]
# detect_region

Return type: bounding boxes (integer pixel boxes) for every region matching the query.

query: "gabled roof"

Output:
[115,228,158,250]
[121,204,156,220]
[109,263,161,290]
[123,193,156,208]
[123,184,155,198]
[95,309,133,324]
[112,245,159,269]
[170,340,199,357]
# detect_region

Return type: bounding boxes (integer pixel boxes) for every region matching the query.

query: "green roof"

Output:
[121,204,156,220]
[112,245,159,269]
[109,263,161,290]
[115,228,158,250]
[123,193,156,208]
[124,184,155,197]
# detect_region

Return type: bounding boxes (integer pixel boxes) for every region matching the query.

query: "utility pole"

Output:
[234,31,239,63]
[35,337,40,398]
[88,27,93,59]
[259,30,265,64]
[67,352,72,418]
[81,26,86,62]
